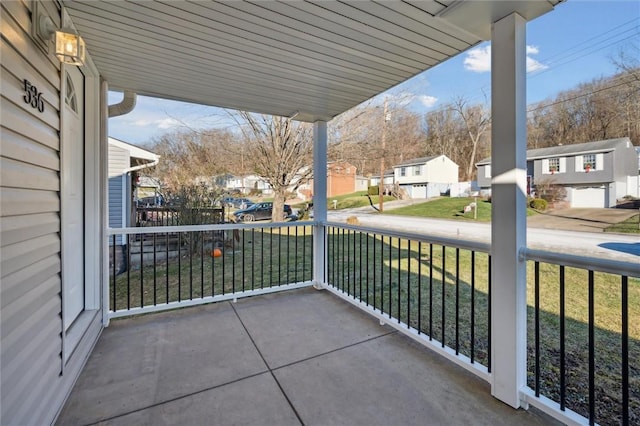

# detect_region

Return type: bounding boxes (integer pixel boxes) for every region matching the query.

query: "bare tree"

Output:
[451,97,491,181]
[233,112,313,221]
[148,128,237,192]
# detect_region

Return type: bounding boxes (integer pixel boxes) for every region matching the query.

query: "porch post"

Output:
[100,79,110,327]
[490,13,527,408]
[312,121,328,289]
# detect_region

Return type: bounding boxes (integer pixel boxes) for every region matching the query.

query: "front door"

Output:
[61,66,85,329]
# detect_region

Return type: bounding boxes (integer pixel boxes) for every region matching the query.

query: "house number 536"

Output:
[23,79,45,113]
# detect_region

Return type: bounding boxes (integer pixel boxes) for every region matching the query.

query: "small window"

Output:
[582,154,596,171]
[543,157,565,174]
[400,167,406,177]
[413,166,421,176]
[65,73,78,112]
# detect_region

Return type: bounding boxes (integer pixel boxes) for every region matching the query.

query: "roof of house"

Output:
[372,169,395,179]
[109,137,159,163]
[393,155,440,167]
[475,137,632,166]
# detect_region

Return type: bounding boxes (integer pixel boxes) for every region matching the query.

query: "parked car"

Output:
[233,202,293,222]
[231,198,254,209]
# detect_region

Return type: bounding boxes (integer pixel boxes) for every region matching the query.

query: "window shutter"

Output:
[542,159,549,174]
[559,157,566,173]
[575,155,583,172]
[485,165,491,178]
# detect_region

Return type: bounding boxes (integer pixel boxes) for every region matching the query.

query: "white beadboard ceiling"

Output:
[62,0,562,122]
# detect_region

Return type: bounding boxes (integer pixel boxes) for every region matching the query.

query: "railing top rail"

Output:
[136,206,224,211]
[522,247,640,278]
[108,220,315,235]
[323,220,491,253]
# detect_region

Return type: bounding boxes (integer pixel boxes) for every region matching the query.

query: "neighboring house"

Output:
[298,162,359,199]
[222,174,273,195]
[355,175,369,192]
[476,137,638,208]
[326,161,357,197]
[393,155,459,198]
[108,137,159,241]
[370,169,395,191]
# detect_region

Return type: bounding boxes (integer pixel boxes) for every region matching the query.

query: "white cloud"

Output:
[416,95,438,108]
[464,45,492,72]
[132,119,152,127]
[156,118,181,129]
[526,45,548,72]
[526,56,548,72]
[464,44,548,73]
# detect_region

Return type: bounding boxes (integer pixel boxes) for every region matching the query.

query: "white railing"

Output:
[105,218,638,425]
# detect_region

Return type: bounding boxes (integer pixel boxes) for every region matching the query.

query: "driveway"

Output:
[327,205,640,262]
[526,208,638,232]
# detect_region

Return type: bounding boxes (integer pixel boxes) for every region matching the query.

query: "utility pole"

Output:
[378,98,389,212]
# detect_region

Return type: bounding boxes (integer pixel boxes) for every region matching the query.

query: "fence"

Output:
[108,222,314,318]
[135,206,225,227]
[324,222,639,426]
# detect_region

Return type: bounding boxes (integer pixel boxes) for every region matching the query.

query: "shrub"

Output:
[529,198,548,211]
[535,179,566,204]
[368,185,379,196]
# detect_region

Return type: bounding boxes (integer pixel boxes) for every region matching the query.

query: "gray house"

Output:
[108,137,159,242]
[476,137,638,207]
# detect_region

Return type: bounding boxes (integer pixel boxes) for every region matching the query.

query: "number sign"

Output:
[23,79,45,113]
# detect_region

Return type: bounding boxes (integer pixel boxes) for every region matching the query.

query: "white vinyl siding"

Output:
[108,144,129,245]
[1,2,65,424]
[1,2,103,425]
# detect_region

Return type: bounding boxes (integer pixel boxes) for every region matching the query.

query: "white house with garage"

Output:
[393,155,459,198]
[476,137,638,207]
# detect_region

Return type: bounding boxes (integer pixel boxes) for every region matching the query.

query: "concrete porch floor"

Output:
[57,288,557,426]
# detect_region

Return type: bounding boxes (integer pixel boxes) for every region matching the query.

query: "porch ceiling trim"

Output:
[62,0,562,122]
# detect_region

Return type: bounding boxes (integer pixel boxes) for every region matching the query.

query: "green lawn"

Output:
[293,191,396,210]
[605,214,640,234]
[387,196,537,221]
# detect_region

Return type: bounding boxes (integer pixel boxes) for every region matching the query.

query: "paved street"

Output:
[326,202,640,263]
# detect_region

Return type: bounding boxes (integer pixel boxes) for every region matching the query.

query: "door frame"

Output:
[59,55,103,368]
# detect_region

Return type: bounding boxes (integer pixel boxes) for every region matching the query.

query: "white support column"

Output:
[312,121,328,289]
[101,79,111,327]
[490,13,528,408]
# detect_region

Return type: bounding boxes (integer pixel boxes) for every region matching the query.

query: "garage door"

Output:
[411,185,427,199]
[570,187,606,208]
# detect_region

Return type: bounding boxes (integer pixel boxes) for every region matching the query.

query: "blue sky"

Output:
[109,0,640,145]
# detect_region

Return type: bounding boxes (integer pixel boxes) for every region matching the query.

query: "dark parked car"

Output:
[233,202,293,222]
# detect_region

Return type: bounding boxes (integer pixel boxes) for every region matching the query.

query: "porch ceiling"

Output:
[62,0,562,122]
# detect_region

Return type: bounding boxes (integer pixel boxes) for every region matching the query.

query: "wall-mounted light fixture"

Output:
[38,14,85,66]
